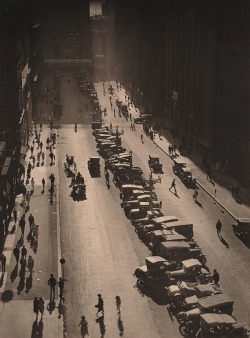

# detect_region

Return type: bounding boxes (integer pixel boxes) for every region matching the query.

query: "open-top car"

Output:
[165,259,211,286]
[177,294,234,325]
[158,242,207,265]
[134,256,179,286]
[148,155,163,172]
[232,218,250,238]
[195,313,250,338]
[167,282,220,309]
[88,157,100,176]
[173,159,186,175]
[175,284,221,311]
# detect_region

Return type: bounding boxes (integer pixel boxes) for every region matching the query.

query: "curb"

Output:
[143,130,237,221]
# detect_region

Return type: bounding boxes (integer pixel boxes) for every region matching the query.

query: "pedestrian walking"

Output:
[105,171,110,185]
[31,177,35,192]
[13,245,20,263]
[48,274,57,299]
[39,141,43,151]
[58,277,64,302]
[216,220,222,235]
[13,208,18,224]
[1,254,6,273]
[110,122,112,130]
[140,134,144,143]
[22,198,27,214]
[39,297,44,318]
[212,269,220,287]
[21,245,27,259]
[114,108,116,117]
[30,145,34,157]
[39,123,42,132]
[130,122,133,130]
[79,316,89,337]
[193,188,198,202]
[33,297,39,319]
[26,191,31,207]
[95,294,104,313]
[169,179,177,195]
[42,178,45,191]
[27,255,34,273]
[19,215,26,237]
[41,152,45,162]
[28,213,34,229]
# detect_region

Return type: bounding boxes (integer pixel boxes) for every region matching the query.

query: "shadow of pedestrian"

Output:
[195,200,203,208]
[31,320,39,338]
[38,319,43,337]
[17,237,24,247]
[0,273,4,288]
[57,299,65,319]
[96,313,106,337]
[10,264,18,283]
[1,290,13,302]
[218,235,229,248]
[17,274,25,294]
[25,273,33,293]
[47,300,56,314]
[41,189,44,195]
[117,314,124,336]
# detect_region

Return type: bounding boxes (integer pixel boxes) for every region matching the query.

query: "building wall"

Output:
[213,0,250,184]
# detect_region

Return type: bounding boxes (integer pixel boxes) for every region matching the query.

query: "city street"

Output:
[2,72,250,338]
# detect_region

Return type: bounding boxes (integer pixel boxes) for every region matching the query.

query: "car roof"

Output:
[154,215,179,224]
[89,157,100,160]
[161,241,190,250]
[152,229,175,236]
[182,259,202,269]
[163,234,187,241]
[149,154,160,158]
[174,159,186,164]
[137,194,150,199]
[121,184,144,189]
[146,256,167,264]
[162,221,193,229]
[182,167,192,172]
[198,294,234,308]
[200,313,237,325]
[237,218,250,223]
[195,284,216,293]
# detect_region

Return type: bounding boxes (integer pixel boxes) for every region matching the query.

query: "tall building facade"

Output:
[115,0,250,185]
[213,0,250,184]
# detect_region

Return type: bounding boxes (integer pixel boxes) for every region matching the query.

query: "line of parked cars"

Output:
[92,123,250,338]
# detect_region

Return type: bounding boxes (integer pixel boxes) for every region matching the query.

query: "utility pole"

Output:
[147,168,161,212]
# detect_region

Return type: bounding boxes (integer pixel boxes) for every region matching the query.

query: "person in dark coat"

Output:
[216,220,222,235]
[96,294,104,313]
[13,245,20,263]
[213,269,220,286]
[1,254,6,273]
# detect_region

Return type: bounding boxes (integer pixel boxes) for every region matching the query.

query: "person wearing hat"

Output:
[96,294,104,313]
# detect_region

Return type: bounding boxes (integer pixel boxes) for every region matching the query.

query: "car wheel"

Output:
[171,295,185,309]
[144,275,154,286]
[179,323,197,337]
[200,256,207,264]
[177,314,186,325]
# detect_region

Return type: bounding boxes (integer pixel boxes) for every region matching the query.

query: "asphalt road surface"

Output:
[54,75,250,338]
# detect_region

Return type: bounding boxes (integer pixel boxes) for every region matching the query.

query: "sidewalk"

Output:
[96,80,250,220]
[0,125,63,338]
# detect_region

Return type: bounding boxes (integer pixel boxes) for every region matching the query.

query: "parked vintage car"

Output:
[153,217,194,241]
[166,259,211,286]
[158,242,206,265]
[120,184,144,203]
[177,294,234,325]
[134,256,179,286]
[88,157,100,176]
[167,282,220,309]
[232,218,250,238]
[195,313,250,338]
[148,155,163,172]
[173,159,186,175]
[176,284,221,311]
